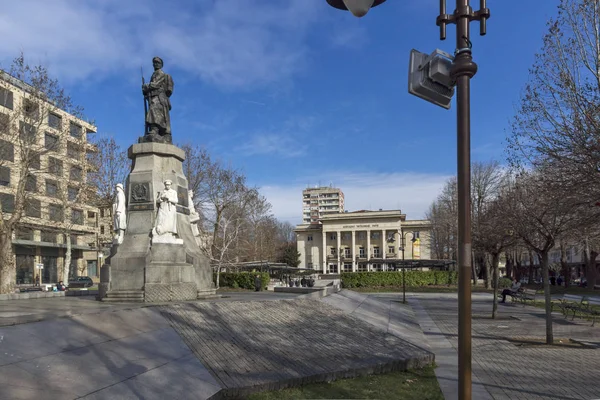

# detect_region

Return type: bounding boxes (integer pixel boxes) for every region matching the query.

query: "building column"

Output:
[366,230,371,272]
[382,230,386,261]
[322,230,327,274]
[351,230,356,272]
[336,230,341,274]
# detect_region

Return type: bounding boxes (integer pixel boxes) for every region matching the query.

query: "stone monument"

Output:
[98,57,215,303]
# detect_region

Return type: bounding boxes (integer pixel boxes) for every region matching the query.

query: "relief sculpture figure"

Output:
[152,180,178,241]
[112,183,127,245]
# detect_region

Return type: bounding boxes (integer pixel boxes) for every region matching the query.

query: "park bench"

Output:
[552,294,585,319]
[514,288,538,306]
[577,297,600,327]
[594,284,600,291]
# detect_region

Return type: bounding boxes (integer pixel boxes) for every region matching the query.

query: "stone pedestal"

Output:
[99,143,215,302]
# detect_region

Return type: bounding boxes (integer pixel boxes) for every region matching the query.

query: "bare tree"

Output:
[87,136,128,205]
[471,161,504,288]
[0,54,84,293]
[503,169,583,343]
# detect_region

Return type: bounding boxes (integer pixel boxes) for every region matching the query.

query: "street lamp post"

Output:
[324,1,489,399]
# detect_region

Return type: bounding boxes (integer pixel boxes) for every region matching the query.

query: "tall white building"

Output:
[302,186,345,224]
[295,209,431,274]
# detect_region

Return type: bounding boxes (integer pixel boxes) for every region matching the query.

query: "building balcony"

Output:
[386,253,397,258]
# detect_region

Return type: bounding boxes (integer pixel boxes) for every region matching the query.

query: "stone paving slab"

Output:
[411,292,600,400]
[0,307,220,400]
[161,297,434,398]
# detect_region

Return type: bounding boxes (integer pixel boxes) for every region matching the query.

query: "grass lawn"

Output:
[248,366,443,400]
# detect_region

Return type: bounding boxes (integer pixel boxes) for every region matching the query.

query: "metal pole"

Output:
[402,238,406,304]
[451,1,477,399]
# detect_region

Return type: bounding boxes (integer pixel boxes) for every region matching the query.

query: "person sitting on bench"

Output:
[501,277,521,303]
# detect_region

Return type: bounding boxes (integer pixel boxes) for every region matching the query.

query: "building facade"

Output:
[302,186,345,224]
[295,210,431,274]
[0,70,99,285]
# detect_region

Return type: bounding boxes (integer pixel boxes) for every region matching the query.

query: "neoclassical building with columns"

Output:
[295,210,431,274]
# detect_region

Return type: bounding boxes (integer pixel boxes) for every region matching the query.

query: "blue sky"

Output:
[0,0,561,224]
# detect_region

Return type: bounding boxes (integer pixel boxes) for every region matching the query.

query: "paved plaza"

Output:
[405,292,600,400]
[0,291,433,399]
[1,290,598,399]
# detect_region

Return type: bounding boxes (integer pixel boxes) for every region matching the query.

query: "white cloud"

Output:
[236,133,308,158]
[259,171,451,225]
[0,0,321,88]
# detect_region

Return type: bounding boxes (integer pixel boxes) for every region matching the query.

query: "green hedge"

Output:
[215,272,270,289]
[341,271,458,288]
[496,277,513,289]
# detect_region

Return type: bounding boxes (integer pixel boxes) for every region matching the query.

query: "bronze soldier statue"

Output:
[142,57,174,143]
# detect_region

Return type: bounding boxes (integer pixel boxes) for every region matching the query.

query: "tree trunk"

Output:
[215,266,220,289]
[471,249,477,285]
[540,251,553,345]
[560,243,569,289]
[528,251,535,285]
[505,253,513,280]
[491,252,500,319]
[482,254,491,289]
[64,234,72,283]
[586,250,598,289]
[0,230,16,294]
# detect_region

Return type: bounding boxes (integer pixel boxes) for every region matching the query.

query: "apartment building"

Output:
[0,70,100,285]
[302,186,345,224]
[295,209,431,274]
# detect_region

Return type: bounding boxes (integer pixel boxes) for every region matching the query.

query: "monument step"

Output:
[106,291,144,296]
[101,297,145,303]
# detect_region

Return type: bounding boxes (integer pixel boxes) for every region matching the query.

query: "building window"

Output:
[25,198,41,218]
[48,113,62,130]
[25,175,37,192]
[45,133,59,151]
[87,260,98,278]
[48,204,64,222]
[0,166,9,186]
[70,166,82,181]
[48,157,63,176]
[344,248,351,258]
[19,121,36,143]
[69,122,82,138]
[358,264,367,272]
[0,87,14,110]
[388,246,395,255]
[374,263,383,272]
[46,180,59,197]
[307,235,313,241]
[23,99,39,118]
[15,227,34,241]
[330,233,336,241]
[67,142,80,159]
[0,193,15,212]
[373,247,380,257]
[41,231,56,243]
[0,139,14,161]
[67,186,78,201]
[87,210,95,218]
[71,209,84,225]
[343,263,352,272]
[28,154,40,170]
[371,232,380,240]
[100,225,105,234]
[357,232,366,240]
[0,112,8,132]
[359,247,365,258]
[330,247,336,256]
[327,264,338,274]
